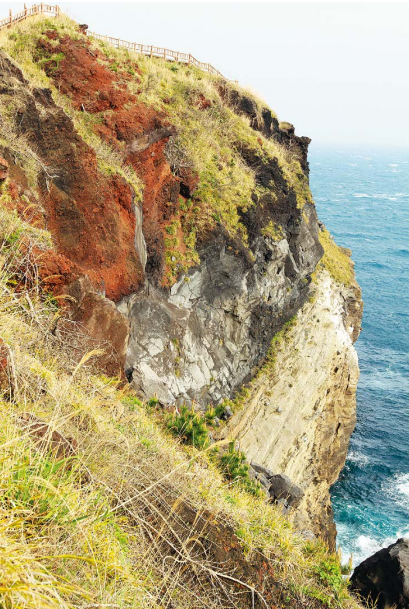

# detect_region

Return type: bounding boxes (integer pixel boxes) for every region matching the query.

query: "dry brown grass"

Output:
[0,194,363,609]
[0,12,362,609]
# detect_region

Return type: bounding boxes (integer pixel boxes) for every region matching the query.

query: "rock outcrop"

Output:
[350,538,409,609]
[221,271,363,548]
[0,157,8,181]
[119,201,322,406]
[0,48,145,302]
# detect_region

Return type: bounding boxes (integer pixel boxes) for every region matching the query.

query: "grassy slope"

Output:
[0,13,359,609]
[1,14,315,286]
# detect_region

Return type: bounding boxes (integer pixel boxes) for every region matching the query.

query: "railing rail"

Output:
[87,31,224,77]
[0,3,59,30]
[0,3,226,79]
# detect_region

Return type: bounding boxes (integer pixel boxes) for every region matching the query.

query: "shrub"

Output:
[314,558,343,592]
[218,441,262,496]
[167,404,209,449]
[204,403,226,424]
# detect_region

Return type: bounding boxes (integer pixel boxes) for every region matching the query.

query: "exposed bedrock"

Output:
[0,49,145,301]
[118,201,322,406]
[221,271,363,548]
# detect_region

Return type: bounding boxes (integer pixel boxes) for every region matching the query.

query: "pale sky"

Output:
[6,2,409,148]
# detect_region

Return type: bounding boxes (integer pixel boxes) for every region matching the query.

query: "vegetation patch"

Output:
[167,404,210,449]
[261,219,284,241]
[315,228,354,286]
[222,315,297,415]
[218,440,263,497]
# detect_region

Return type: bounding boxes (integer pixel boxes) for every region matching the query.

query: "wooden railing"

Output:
[0,3,59,31]
[0,3,226,79]
[87,31,224,78]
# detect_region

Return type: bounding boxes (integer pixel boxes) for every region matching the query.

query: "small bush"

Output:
[122,394,143,410]
[167,405,209,449]
[204,403,225,424]
[218,441,262,496]
[314,558,343,593]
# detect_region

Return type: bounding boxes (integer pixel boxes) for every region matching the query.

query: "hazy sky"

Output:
[8,2,409,148]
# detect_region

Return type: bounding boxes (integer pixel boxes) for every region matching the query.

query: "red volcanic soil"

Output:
[37,31,188,287]
[39,32,197,284]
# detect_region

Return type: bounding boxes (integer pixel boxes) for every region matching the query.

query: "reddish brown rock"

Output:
[0,338,12,397]
[195,93,212,110]
[64,276,129,378]
[2,55,146,302]
[0,157,9,180]
[37,32,182,287]
[18,412,78,459]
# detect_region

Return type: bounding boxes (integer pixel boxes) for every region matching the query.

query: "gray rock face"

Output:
[118,84,323,407]
[268,474,304,508]
[251,462,275,479]
[118,202,322,407]
[249,465,304,510]
[350,538,409,609]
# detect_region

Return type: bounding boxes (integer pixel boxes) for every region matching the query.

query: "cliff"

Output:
[0,11,363,609]
[222,271,362,548]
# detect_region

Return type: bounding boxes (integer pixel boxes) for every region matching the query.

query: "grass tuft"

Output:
[315,228,354,286]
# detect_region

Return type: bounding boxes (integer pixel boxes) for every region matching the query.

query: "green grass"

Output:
[222,315,297,414]
[86,24,313,255]
[0,166,361,609]
[261,219,284,241]
[0,16,143,200]
[316,228,354,286]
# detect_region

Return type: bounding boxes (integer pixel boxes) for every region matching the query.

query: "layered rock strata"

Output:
[0,26,363,549]
[119,200,322,406]
[221,271,362,547]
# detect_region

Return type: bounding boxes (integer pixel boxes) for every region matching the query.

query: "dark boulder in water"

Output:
[350,537,409,609]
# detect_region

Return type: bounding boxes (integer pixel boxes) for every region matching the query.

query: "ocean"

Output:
[309,146,409,567]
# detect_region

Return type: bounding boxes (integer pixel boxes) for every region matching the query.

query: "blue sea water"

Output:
[309,147,409,567]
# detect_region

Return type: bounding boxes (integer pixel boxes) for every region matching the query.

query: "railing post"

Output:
[0,5,227,80]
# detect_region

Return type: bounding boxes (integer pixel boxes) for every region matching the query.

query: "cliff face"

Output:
[222,271,362,548]
[119,199,322,406]
[0,15,363,554]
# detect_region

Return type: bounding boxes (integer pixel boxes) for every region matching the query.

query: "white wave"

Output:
[347,450,369,467]
[382,473,409,512]
[396,473,409,505]
[354,534,395,565]
[389,164,399,167]
[339,532,407,569]
[353,193,370,198]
